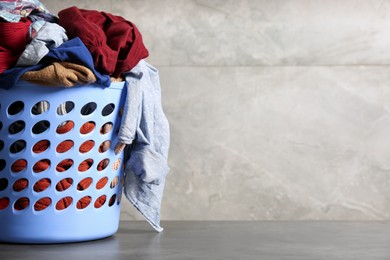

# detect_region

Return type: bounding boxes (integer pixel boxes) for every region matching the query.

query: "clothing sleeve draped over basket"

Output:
[119,60,170,232]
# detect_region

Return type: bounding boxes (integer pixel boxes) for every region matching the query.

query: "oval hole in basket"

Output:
[79,140,94,153]
[56,120,74,134]
[78,159,93,172]
[32,120,50,135]
[102,103,115,116]
[56,178,73,192]
[117,193,122,205]
[0,140,4,151]
[76,196,91,210]
[32,140,50,153]
[12,178,28,192]
[56,140,74,153]
[11,159,27,173]
[80,121,95,135]
[0,197,10,210]
[94,195,106,209]
[96,177,108,190]
[0,159,6,171]
[34,197,51,211]
[33,178,51,192]
[0,178,8,191]
[98,140,111,153]
[97,159,109,171]
[9,140,26,154]
[14,197,29,211]
[112,158,121,171]
[31,100,49,115]
[110,176,119,189]
[33,159,51,173]
[77,177,92,191]
[8,120,25,135]
[57,101,74,115]
[81,102,97,116]
[8,101,24,116]
[56,159,73,172]
[56,197,73,210]
[100,122,113,135]
[108,194,117,207]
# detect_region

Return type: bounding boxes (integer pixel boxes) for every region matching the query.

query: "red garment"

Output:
[33,178,51,192]
[33,159,51,173]
[12,179,28,192]
[80,122,95,134]
[77,196,91,209]
[56,140,74,153]
[56,197,72,210]
[33,140,50,153]
[58,6,149,77]
[0,18,31,73]
[56,121,74,134]
[34,197,51,211]
[0,198,9,210]
[94,195,106,208]
[11,159,27,173]
[56,178,73,191]
[14,197,29,210]
[79,140,94,153]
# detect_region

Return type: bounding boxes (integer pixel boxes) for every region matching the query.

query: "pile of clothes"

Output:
[0,0,170,232]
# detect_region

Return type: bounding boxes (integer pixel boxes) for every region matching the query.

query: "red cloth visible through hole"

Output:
[56,159,73,172]
[33,159,51,173]
[34,197,51,211]
[11,159,27,173]
[78,159,93,172]
[13,179,28,192]
[55,179,72,212]
[33,178,50,192]
[94,195,106,208]
[33,140,50,153]
[79,140,94,153]
[75,178,106,208]
[77,178,92,191]
[0,198,9,210]
[96,177,108,189]
[56,197,72,210]
[56,178,73,191]
[14,197,29,210]
[80,122,95,134]
[77,196,91,209]
[97,159,109,171]
[10,121,100,210]
[56,121,74,134]
[56,140,73,153]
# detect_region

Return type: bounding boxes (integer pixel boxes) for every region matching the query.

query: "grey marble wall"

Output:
[43,0,390,221]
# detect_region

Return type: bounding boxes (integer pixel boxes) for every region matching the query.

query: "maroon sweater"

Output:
[58,6,149,77]
[0,18,31,73]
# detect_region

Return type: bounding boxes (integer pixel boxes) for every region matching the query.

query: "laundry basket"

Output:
[0,81,126,243]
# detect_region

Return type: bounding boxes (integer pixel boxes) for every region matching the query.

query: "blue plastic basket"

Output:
[0,81,126,243]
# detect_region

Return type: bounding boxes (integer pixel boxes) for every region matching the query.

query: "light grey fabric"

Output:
[17,21,67,66]
[119,60,170,232]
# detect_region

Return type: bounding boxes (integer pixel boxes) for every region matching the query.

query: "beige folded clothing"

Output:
[21,61,96,87]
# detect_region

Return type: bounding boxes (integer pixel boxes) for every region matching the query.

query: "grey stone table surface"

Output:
[0,221,390,260]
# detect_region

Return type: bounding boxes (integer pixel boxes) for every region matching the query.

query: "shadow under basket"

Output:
[0,81,127,244]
